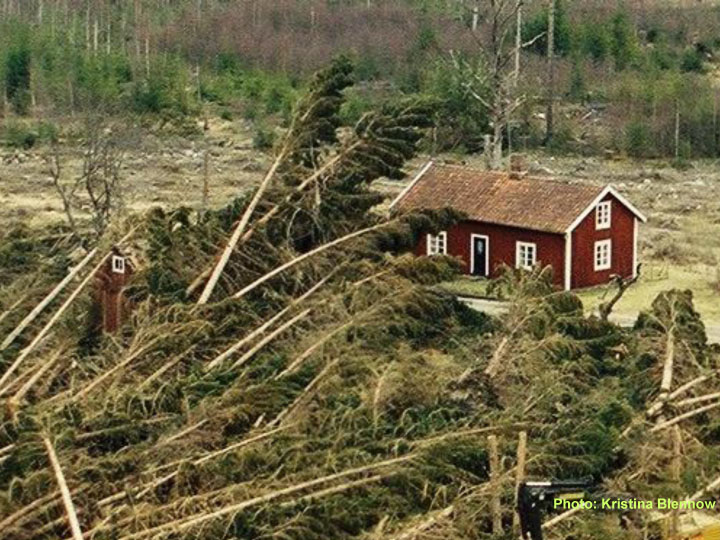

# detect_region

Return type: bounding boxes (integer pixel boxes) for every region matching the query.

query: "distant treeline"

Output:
[2,0,720,158]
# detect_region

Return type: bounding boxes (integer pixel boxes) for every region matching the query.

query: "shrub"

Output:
[624,121,652,158]
[253,125,276,150]
[568,59,587,102]
[610,9,637,70]
[680,48,704,73]
[581,23,611,64]
[3,122,36,149]
[4,41,32,114]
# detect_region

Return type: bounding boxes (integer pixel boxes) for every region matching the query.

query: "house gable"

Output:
[569,192,637,289]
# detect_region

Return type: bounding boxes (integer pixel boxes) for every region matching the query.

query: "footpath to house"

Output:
[458,297,720,345]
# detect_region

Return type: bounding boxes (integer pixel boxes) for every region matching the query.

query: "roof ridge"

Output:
[430,162,602,190]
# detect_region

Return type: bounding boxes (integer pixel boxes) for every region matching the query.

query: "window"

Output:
[516,242,537,270]
[112,255,126,274]
[596,201,612,230]
[594,240,612,271]
[427,232,447,256]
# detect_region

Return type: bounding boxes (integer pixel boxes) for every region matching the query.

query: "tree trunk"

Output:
[544,0,555,144]
[43,435,84,540]
[514,1,522,85]
[513,431,527,533]
[489,435,502,535]
[0,248,97,351]
[674,99,681,159]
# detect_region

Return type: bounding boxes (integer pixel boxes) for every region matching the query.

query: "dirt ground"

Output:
[0,117,269,228]
[2,126,719,325]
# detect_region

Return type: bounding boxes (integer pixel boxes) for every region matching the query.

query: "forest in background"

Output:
[3,0,720,159]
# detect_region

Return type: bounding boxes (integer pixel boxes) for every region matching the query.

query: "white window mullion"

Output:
[516,241,537,270]
[427,232,447,256]
[596,201,612,230]
[594,239,612,271]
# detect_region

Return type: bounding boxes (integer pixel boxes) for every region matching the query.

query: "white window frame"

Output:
[515,241,537,270]
[426,231,447,256]
[596,201,612,230]
[112,255,126,274]
[594,239,612,271]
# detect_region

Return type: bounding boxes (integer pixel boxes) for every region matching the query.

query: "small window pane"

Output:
[427,232,447,256]
[516,242,537,270]
[594,240,611,271]
[596,201,611,229]
[112,256,126,274]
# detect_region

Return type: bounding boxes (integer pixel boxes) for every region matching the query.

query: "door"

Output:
[471,235,489,276]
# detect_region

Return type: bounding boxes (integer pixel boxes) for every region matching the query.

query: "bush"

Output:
[3,122,36,149]
[253,126,276,150]
[610,9,637,70]
[624,121,652,158]
[5,41,32,114]
[680,48,704,73]
[568,59,587,102]
[581,23,611,64]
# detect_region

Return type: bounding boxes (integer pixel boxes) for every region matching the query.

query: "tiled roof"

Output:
[392,162,607,234]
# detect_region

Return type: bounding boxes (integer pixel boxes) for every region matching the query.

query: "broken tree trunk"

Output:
[230,309,311,370]
[598,268,641,322]
[275,320,353,379]
[651,400,720,432]
[232,221,390,301]
[268,358,339,427]
[488,434,502,535]
[196,148,288,305]
[0,247,97,351]
[205,271,334,371]
[43,435,84,540]
[0,230,135,395]
[513,431,527,533]
[116,454,416,540]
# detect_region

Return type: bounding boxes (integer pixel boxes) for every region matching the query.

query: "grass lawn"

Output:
[438,277,492,298]
[576,266,720,324]
[440,266,720,326]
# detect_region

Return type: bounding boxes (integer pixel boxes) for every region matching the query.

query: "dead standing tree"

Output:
[81,118,126,236]
[450,0,542,169]
[46,117,129,237]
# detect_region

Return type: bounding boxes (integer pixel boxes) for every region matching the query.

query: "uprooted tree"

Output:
[1,58,720,540]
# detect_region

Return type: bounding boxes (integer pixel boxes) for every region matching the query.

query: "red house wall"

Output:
[95,259,133,333]
[416,221,567,287]
[571,194,636,288]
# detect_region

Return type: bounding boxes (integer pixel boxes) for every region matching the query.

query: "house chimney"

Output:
[509,153,528,180]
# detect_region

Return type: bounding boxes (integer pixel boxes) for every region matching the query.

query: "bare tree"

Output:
[80,118,126,235]
[46,116,130,237]
[544,0,555,144]
[450,0,542,169]
[46,144,79,237]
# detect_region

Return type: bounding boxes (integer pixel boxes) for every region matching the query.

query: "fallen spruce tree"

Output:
[1,59,719,539]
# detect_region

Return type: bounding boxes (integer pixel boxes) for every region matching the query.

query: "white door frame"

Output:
[470,234,490,276]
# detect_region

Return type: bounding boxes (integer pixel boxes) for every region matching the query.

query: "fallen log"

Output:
[0,248,97,351]
[232,221,390,301]
[0,230,135,395]
[43,435,84,540]
[117,454,416,540]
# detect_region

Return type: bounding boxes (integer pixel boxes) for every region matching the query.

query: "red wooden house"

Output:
[95,248,135,333]
[390,159,646,290]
